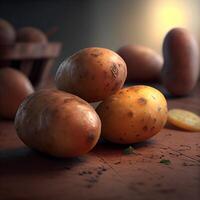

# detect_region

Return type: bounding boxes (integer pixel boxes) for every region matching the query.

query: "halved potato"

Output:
[168,109,200,132]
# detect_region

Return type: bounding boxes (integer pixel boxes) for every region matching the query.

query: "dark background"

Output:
[0,0,200,70]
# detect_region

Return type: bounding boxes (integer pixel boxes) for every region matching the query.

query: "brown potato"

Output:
[0,18,16,45]
[16,27,47,43]
[0,67,34,119]
[55,47,127,102]
[96,85,168,144]
[162,28,199,96]
[117,45,163,82]
[15,89,101,157]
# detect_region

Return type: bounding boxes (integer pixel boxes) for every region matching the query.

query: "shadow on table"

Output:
[164,122,189,132]
[0,147,86,175]
[92,138,155,156]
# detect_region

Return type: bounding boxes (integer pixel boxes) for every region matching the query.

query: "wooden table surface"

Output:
[0,82,200,200]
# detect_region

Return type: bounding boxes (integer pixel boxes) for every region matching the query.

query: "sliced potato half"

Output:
[168,109,200,132]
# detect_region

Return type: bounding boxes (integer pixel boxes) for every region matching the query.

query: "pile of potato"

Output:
[14,27,199,158]
[14,46,168,157]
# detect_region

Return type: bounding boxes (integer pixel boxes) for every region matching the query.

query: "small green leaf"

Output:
[160,159,171,165]
[123,146,135,155]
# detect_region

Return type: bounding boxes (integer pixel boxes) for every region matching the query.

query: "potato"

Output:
[162,28,199,96]
[0,18,16,45]
[16,27,48,43]
[0,18,15,67]
[168,109,200,132]
[15,89,101,157]
[0,67,34,119]
[117,45,163,82]
[96,85,168,144]
[55,47,127,102]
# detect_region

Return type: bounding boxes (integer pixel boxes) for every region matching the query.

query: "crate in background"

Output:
[0,42,62,87]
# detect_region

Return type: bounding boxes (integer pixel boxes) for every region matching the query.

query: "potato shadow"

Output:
[0,147,86,176]
[165,122,189,132]
[93,137,155,156]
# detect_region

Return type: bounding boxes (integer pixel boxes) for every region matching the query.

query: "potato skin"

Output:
[117,45,163,82]
[15,89,101,157]
[55,47,127,102]
[162,28,199,96]
[0,18,16,45]
[0,67,34,119]
[96,85,168,144]
[16,27,47,43]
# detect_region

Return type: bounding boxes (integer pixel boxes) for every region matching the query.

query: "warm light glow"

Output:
[148,0,189,50]
[157,4,186,28]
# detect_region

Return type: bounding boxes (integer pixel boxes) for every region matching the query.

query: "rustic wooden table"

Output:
[0,82,200,200]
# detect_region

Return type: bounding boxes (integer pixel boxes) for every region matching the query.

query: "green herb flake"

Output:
[123,146,135,155]
[160,159,171,165]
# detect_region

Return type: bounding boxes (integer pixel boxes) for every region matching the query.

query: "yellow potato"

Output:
[96,85,168,144]
[15,89,101,157]
[168,109,200,132]
[55,47,127,102]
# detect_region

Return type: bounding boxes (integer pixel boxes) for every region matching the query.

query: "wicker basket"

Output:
[0,42,62,87]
